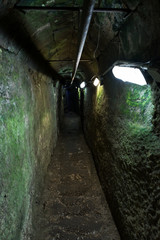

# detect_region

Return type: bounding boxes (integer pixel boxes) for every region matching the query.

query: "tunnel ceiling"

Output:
[2,0,141,82]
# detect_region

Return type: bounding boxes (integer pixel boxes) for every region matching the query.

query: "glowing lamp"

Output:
[112,66,147,86]
[80,81,86,89]
[93,78,100,87]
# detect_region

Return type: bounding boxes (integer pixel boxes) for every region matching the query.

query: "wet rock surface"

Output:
[0,47,60,240]
[32,112,120,240]
[83,78,160,240]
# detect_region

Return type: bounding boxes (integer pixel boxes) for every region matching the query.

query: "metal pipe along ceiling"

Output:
[15,6,131,13]
[71,0,96,84]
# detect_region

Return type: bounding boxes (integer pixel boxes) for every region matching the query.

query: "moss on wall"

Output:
[152,81,160,134]
[83,73,160,240]
[0,47,60,240]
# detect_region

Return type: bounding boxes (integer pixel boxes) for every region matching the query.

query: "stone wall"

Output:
[0,47,60,239]
[82,72,160,240]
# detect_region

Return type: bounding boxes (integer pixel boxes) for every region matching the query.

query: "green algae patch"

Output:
[122,84,153,124]
[0,47,59,240]
[0,50,34,240]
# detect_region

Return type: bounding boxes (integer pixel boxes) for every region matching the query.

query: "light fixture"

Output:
[80,81,86,89]
[112,66,147,86]
[93,77,100,87]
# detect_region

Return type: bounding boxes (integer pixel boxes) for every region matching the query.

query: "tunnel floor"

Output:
[33,112,120,240]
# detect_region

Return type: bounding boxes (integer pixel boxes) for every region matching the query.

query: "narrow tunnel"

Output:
[64,86,79,113]
[1,1,160,240]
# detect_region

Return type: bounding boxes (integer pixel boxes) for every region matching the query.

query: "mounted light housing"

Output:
[112,66,147,86]
[93,77,100,87]
[80,81,86,89]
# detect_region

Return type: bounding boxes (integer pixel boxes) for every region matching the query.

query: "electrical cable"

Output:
[93,23,101,59]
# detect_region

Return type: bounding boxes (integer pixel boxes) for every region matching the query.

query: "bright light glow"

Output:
[93,78,100,87]
[80,81,86,89]
[112,66,147,86]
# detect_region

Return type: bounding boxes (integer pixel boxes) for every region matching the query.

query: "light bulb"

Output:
[80,81,86,89]
[93,78,100,87]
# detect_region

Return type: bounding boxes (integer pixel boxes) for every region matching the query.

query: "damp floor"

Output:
[33,112,120,240]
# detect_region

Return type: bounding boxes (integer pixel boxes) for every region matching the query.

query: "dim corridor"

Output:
[33,112,120,240]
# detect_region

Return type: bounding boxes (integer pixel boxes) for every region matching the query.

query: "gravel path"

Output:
[33,112,120,240]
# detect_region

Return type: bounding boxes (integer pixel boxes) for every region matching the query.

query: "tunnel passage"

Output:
[1,0,160,240]
[64,86,80,114]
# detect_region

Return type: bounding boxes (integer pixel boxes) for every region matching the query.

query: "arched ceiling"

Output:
[12,0,129,83]
[2,0,159,85]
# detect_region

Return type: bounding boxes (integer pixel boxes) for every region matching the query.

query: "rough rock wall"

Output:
[82,73,160,240]
[98,0,160,76]
[0,47,60,240]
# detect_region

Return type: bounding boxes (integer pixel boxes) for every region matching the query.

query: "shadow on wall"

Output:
[0,9,63,82]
